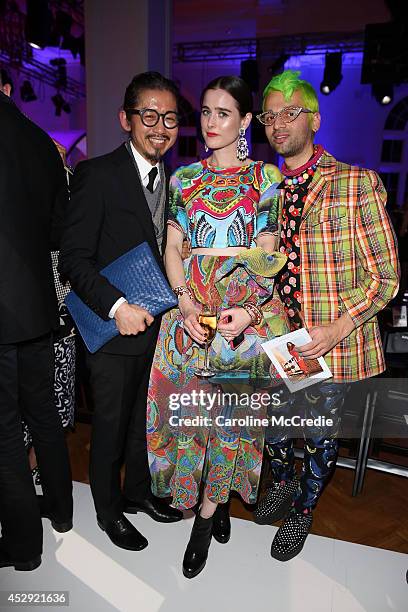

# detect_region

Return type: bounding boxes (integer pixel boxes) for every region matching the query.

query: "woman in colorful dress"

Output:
[147,76,289,578]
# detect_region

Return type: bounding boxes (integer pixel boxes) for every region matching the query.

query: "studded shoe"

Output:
[270,510,313,561]
[254,479,299,525]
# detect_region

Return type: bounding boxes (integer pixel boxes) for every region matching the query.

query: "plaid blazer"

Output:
[281,150,400,382]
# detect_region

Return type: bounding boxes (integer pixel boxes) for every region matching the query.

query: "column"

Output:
[84,0,172,157]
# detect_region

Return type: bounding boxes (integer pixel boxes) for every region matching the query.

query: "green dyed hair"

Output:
[263,70,319,113]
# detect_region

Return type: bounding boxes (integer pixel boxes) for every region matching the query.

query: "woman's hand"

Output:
[218,307,252,341]
[255,232,278,253]
[178,295,207,344]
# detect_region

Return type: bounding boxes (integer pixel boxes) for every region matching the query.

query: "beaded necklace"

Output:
[281,144,324,190]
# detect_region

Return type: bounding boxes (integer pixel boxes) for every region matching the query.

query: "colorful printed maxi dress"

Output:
[147,160,289,509]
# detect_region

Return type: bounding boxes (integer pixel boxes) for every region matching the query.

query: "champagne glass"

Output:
[194,306,217,378]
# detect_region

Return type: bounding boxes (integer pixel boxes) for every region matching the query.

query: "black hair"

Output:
[123,71,179,120]
[200,75,253,117]
[0,67,13,95]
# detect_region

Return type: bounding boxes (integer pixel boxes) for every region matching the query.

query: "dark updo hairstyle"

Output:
[200,75,253,117]
[123,71,179,121]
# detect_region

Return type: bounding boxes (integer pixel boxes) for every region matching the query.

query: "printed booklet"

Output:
[262,328,333,393]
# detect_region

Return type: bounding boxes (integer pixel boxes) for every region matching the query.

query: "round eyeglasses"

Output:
[256,106,313,126]
[126,108,180,129]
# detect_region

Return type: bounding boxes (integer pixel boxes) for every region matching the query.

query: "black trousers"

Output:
[86,349,154,522]
[0,333,73,562]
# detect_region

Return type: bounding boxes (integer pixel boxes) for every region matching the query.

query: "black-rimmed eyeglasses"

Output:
[126,108,180,129]
[256,106,313,126]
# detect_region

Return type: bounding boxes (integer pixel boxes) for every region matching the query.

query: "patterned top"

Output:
[168,159,281,248]
[284,149,399,381]
[277,145,324,329]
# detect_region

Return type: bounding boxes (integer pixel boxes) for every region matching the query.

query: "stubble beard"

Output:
[270,134,307,160]
[145,150,162,164]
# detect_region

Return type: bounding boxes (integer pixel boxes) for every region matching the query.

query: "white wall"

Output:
[84,0,172,158]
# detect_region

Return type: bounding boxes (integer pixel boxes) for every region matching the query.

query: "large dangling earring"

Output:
[204,144,209,153]
[236,127,249,161]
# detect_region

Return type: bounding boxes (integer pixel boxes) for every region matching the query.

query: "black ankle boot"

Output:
[182,514,213,579]
[212,501,231,544]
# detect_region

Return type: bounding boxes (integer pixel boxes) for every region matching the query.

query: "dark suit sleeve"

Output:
[60,160,125,320]
[50,152,70,251]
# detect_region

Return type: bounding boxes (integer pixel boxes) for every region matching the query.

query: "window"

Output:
[379,172,399,206]
[178,95,196,127]
[381,96,408,205]
[381,140,403,163]
[384,97,408,131]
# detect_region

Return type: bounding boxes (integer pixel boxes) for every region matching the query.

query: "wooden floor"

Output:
[66,423,408,555]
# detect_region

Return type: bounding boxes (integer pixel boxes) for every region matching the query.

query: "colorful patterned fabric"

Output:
[277,145,324,329]
[280,149,400,381]
[168,159,281,248]
[22,251,75,453]
[147,160,290,509]
[147,253,289,509]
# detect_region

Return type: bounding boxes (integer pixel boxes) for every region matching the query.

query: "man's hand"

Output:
[218,307,252,341]
[297,313,355,359]
[114,302,154,335]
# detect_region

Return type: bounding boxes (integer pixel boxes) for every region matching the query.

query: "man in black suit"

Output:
[0,87,73,572]
[60,72,183,551]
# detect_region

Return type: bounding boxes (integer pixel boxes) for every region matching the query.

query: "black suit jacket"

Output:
[0,92,68,344]
[60,142,170,355]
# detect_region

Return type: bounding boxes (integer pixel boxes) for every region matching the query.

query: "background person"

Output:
[0,85,73,572]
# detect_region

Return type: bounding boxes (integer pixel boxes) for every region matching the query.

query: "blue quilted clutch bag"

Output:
[65,242,177,353]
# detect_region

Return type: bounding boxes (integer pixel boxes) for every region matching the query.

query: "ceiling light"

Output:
[51,93,71,116]
[25,0,51,50]
[20,80,37,103]
[268,54,290,75]
[50,58,67,89]
[372,82,394,105]
[320,53,343,95]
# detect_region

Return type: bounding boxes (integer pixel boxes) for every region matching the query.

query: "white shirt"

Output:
[108,141,161,319]
[129,140,160,191]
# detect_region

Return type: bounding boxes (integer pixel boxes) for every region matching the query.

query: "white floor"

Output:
[1,482,407,612]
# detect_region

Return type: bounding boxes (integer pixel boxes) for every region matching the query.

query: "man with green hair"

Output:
[254,70,399,561]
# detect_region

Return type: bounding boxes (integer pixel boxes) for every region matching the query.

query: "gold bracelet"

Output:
[173,285,194,301]
[242,302,262,326]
